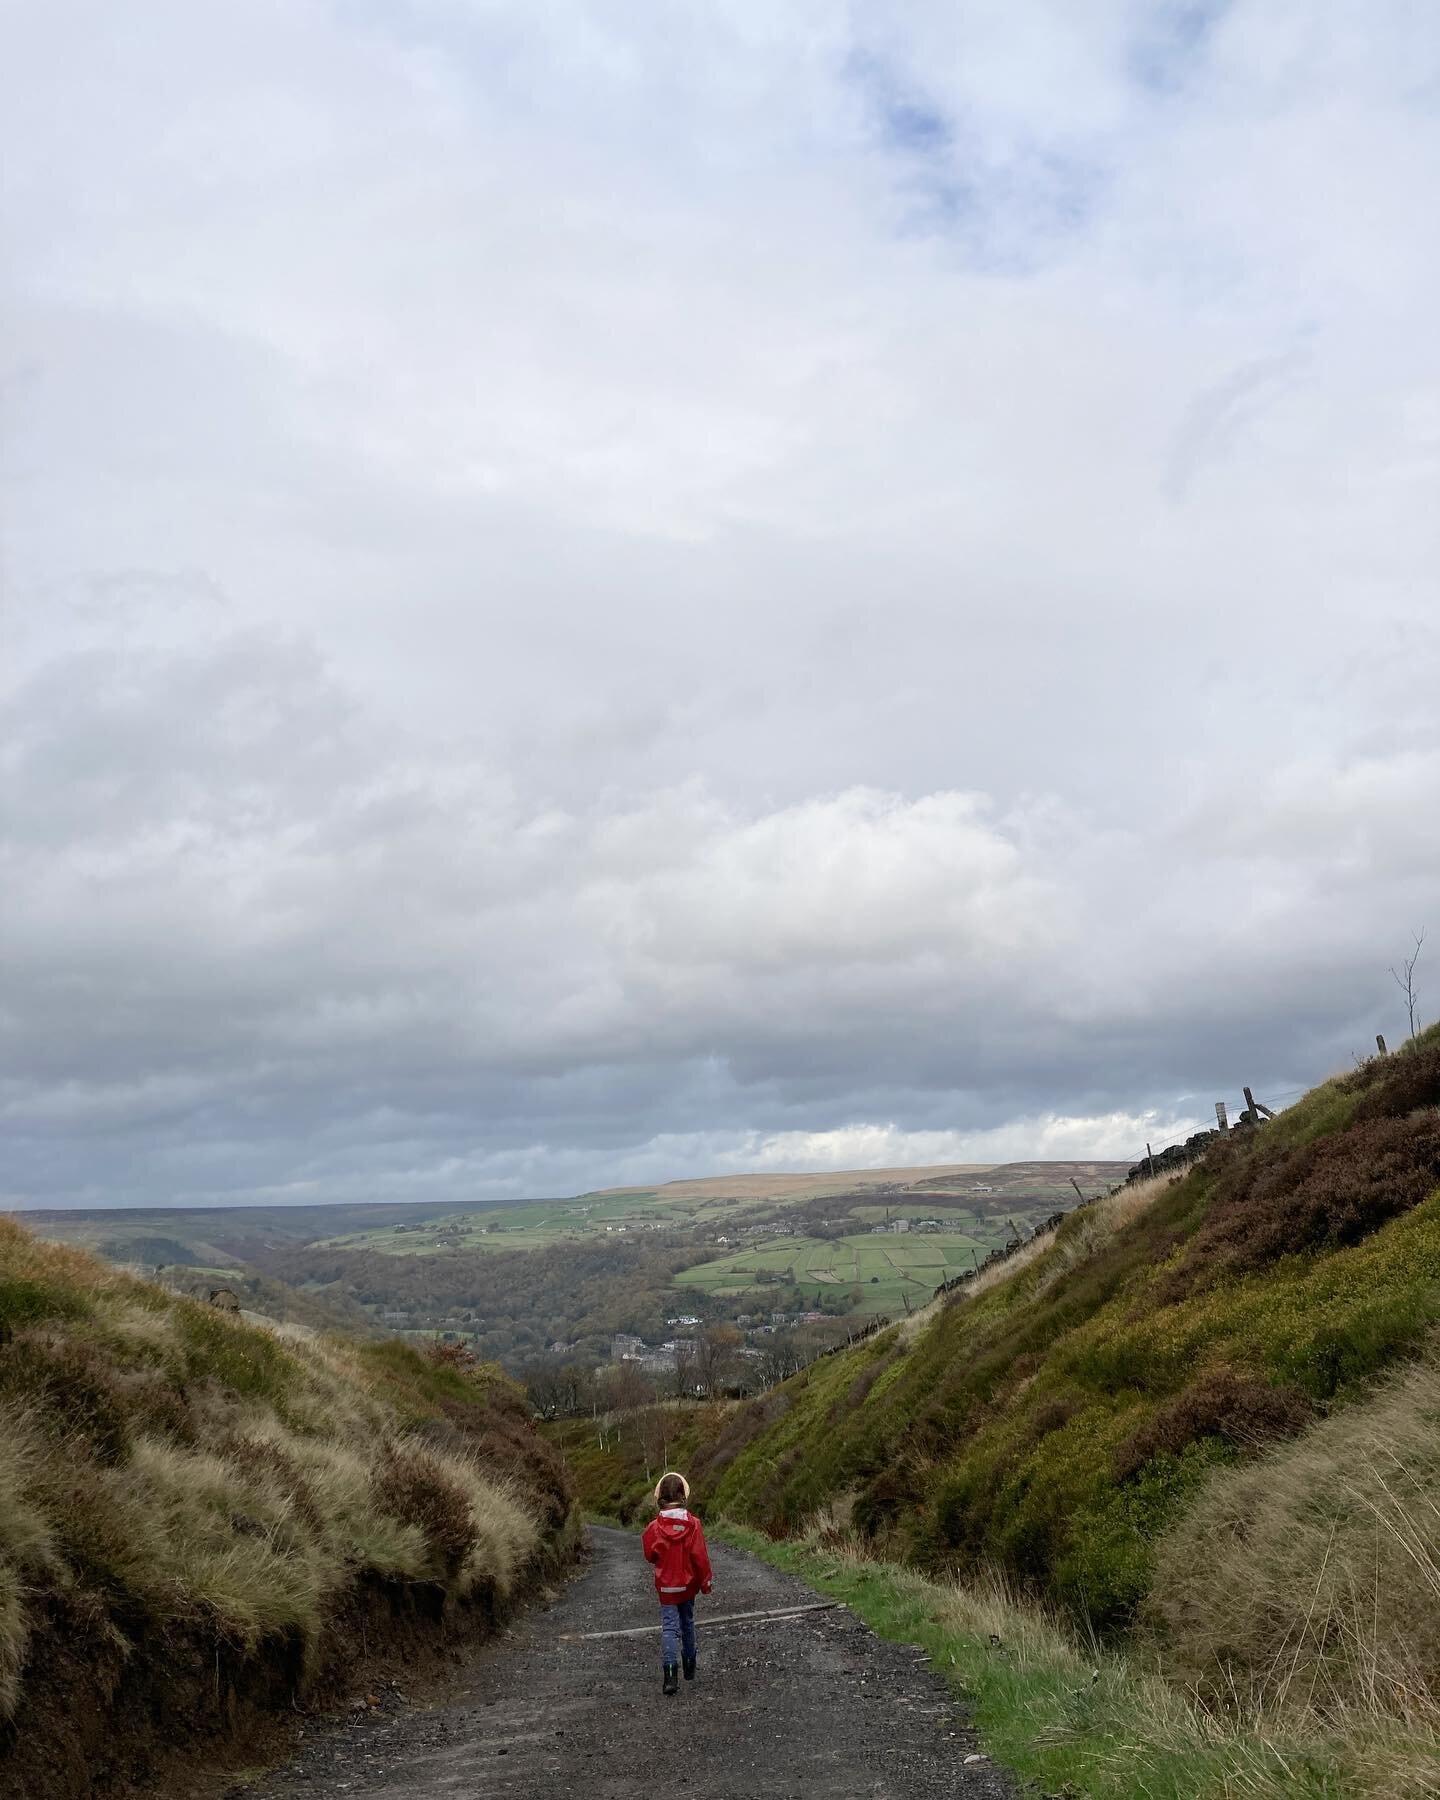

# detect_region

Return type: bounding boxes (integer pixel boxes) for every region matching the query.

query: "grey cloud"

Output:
[5,631,1436,1205]
[3,2,1438,1205]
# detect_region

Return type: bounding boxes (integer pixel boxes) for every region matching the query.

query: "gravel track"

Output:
[233,1525,1016,1799]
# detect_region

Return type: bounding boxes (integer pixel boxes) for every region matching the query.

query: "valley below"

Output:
[18,1159,1128,1384]
[9,1042,1440,1799]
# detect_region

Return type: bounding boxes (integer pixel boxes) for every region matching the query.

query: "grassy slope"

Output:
[0,1217,575,1794]
[707,1032,1440,1617]
[689,1032,1440,1790]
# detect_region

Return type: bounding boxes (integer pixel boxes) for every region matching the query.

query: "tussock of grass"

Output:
[0,1562,25,1721]
[108,1437,336,1641]
[0,1411,56,1715]
[0,1216,570,1739]
[1147,1343,1440,1730]
[448,1461,540,1597]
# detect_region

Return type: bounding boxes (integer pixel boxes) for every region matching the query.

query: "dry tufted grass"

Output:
[0,1216,560,1726]
[1146,1342,1440,1733]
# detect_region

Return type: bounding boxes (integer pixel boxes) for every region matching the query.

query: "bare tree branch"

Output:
[1389,927,1426,1040]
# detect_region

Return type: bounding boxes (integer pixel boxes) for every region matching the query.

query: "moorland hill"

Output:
[701,1031,1440,1619]
[0,1219,574,1797]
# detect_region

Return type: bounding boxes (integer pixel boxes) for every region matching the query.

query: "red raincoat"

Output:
[641,1507,713,1606]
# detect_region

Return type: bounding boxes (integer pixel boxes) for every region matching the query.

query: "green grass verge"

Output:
[716,1525,1348,1800]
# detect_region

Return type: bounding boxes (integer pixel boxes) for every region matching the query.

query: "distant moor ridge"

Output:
[19,1160,1129,1375]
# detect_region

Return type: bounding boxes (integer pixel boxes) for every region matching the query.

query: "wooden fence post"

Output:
[1215,1100,1229,1133]
[1377,1034,1388,1057]
[1146,1141,1155,1177]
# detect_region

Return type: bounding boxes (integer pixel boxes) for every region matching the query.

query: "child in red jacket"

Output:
[641,1471,713,1696]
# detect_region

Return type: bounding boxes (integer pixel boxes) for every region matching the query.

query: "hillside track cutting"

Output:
[231,1525,1014,1799]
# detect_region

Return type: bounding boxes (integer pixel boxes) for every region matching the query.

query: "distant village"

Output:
[605,1306,831,1377]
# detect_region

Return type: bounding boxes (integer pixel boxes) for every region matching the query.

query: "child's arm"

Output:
[692,1522,714,1594]
[642,1524,661,1565]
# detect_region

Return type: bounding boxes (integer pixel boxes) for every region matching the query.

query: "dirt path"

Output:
[232,1526,1015,1799]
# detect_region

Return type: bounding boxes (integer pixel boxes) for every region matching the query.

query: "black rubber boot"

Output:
[662,1663,679,1696]
[682,1655,697,1682]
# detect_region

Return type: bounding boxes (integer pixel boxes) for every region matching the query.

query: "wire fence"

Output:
[1124,1077,1326,1178]
[924,1079,1321,1309]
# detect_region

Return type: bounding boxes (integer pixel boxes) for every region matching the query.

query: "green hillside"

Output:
[685,1031,1440,1786]
[0,1217,575,1795]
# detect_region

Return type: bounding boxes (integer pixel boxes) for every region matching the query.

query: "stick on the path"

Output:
[561,1601,839,1642]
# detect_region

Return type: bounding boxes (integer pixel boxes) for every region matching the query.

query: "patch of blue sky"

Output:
[845,48,951,155]
[902,158,1106,275]
[843,45,1107,273]
[1128,0,1231,96]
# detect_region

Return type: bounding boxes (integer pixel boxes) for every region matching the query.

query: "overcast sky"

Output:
[3,2,1438,1209]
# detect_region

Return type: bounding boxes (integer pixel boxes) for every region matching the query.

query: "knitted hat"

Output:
[654,1470,690,1503]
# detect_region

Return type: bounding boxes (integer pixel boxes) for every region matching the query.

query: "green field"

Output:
[675,1231,991,1315]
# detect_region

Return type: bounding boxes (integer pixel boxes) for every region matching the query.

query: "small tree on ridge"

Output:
[1391,927,1426,1040]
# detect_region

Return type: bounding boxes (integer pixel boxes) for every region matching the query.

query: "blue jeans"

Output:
[660,1599,696,1666]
